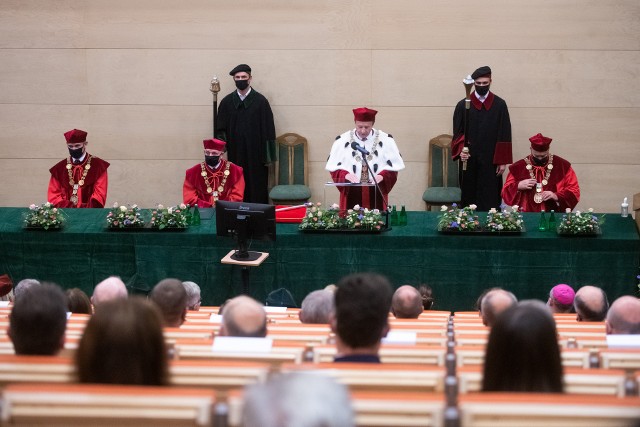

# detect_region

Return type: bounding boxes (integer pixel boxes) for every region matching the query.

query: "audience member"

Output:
[324,284,337,293]
[182,281,201,311]
[574,285,609,322]
[417,284,434,310]
[606,296,640,334]
[0,274,13,302]
[482,300,563,393]
[547,283,575,314]
[91,276,127,307]
[12,278,40,302]
[299,290,334,324]
[391,285,423,319]
[480,288,517,327]
[219,295,267,337]
[243,372,354,427]
[9,283,67,355]
[76,297,168,385]
[149,278,188,327]
[66,288,92,314]
[332,272,393,363]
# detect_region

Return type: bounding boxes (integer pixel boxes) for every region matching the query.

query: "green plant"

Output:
[485,205,524,232]
[150,204,189,229]
[106,203,145,228]
[557,208,605,234]
[24,202,66,230]
[437,203,481,232]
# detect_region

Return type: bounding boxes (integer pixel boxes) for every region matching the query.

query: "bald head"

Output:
[606,296,640,335]
[574,286,609,322]
[391,285,423,319]
[92,276,127,307]
[220,296,267,337]
[481,289,517,327]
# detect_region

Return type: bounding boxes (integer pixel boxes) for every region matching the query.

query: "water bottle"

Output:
[621,197,629,218]
[390,205,398,226]
[191,204,201,226]
[399,205,408,226]
[538,210,548,232]
[548,210,556,231]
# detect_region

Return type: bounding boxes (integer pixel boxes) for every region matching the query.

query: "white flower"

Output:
[512,205,519,212]
[44,202,51,207]
[576,211,581,216]
[565,208,571,213]
[308,213,313,218]
[588,208,594,213]
[363,208,369,214]
[441,205,448,211]
[317,210,323,216]
[132,204,138,209]
[489,208,497,214]
[497,224,504,230]
[158,204,164,210]
[353,204,360,210]
[316,202,322,207]
[168,207,174,214]
[120,205,127,212]
[456,217,462,223]
[52,208,58,213]
[469,204,477,210]
[180,203,187,210]
[373,209,380,214]
[113,202,119,208]
[29,204,37,210]
[331,203,339,209]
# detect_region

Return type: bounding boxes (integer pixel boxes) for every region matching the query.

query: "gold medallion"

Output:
[534,193,543,204]
[85,164,91,170]
[66,164,72,170]
[224,170,230,176]
[542,179,548,186]
[547,164,553,170]
[201,171,207,177]
[218,186,224,193]
[70,195,78,204]
[78,180,85,186]
[207,187,213,194]
[69,179,75,186]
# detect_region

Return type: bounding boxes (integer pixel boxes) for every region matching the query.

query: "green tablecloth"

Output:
[1,208,638,312]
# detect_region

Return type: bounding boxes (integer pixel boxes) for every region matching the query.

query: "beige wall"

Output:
[0,0,638,212]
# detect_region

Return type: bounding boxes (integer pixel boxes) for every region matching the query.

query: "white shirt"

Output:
[237,87,252,101]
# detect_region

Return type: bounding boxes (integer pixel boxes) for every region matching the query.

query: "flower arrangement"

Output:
[557,208,605,235]
[299,203,385,231]
[344,205,385,231]
[437,203,481,232]
[485,205,524,232]
[299,202,341,230]
[24,202,66,230]
[150,204,189,229]
[106,203,146,229]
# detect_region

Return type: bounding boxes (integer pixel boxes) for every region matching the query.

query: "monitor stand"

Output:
[221,250,269,295]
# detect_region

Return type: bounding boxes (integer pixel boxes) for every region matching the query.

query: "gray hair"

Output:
[299,290,334,324]
[182,281,201,310]
[13,279,41,302]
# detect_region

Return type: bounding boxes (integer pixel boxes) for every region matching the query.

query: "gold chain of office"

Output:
[525,154,554,204]
[66,155,93,205]
[200,161,231,201]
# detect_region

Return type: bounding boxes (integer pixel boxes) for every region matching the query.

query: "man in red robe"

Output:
[502,133,580,212]
[183,138,245,207]
[325,107,405,211]
[48,129,109,208]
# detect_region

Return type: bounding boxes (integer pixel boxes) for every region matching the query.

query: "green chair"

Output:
[269,133,311,205]
[422,134,461,211]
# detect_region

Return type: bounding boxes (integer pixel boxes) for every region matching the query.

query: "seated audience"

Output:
[331,272,393,363]
[66,288,92,314]
[574,285,609,321]
[12,278,40,302]
[480,288,517,327]
[391,285,423,319]
[547,283,575,314]
[182,281,201,311]
[482,300,563,393]
[9,283,67,355]
[418,284,434,310]
[91,276,127,307]
[299,290,334,324]
[606,296,640,334]
[149,278,188,327]
[219,295,267,337]
[75,297,168,385]
[0,274,13,302]
[243,372,354,427]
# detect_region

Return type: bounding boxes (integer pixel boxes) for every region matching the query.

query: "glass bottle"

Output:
[390,205,398,226]
[191,204,201,226]
[621,197,629,218]
[399,205,408,226]
[183,203,192,224]
[548,210,556,231]
[538,209,548,232]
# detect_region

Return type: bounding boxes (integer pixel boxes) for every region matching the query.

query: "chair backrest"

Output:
[275,133,308,186]
[428,134,458,188]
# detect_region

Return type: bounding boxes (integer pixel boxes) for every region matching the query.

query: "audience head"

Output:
[574,285,609,322]
[332,273,393,353]
[480,288,517,327]
[299,290,334,324]
[12,278,40,302]
[243,372,354,427]
[482,300,563,393]
[9,283,67,355]
[391,285,423,319]
[91,276,127,307]
[65,288,92,314]
[0,274,13,302]
[76,297,168,385]
[417,284,434,310]
[182,281,201,311]
[547,284,575,313]
[149,278,188,327]
[606,296,640,335]
[220,295,267,337]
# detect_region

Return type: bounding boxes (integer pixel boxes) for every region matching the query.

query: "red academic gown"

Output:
[48,155,109,208]
[502,155,580,212]
[330,169,397,211]
[183,159,245,208]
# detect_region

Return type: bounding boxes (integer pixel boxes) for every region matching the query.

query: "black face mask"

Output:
[68,147,84,160]
[475,85,490,96]
[532,156,549,166]
[235,79,249,90]
[205,155,220,168]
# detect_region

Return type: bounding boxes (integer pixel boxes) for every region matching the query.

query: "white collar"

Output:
[237,87,252,101]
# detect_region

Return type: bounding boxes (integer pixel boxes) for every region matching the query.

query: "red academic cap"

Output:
[64,129,87,144]
[203,138,226,151]
[529,133,553,151]
[0,274,13,298]
[353,107,378,122]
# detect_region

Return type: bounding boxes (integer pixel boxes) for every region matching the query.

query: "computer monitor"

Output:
[215,200,276,261]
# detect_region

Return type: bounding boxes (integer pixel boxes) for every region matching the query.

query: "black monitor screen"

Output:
[215,200,276,261]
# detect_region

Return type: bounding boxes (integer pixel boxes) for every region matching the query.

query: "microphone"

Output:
[351,141,369,155]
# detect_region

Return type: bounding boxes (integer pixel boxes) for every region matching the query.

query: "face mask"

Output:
[68,147,84,160]
[205,155,220,168]
[235,79,249,90]
[475,85,490,96]
[532,156,548,166]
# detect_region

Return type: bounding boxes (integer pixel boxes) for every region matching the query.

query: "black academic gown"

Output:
[216,89,276,204]
[452,92,512,211]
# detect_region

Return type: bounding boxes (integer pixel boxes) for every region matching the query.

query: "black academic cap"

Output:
[471,66,492,80]
[229,64,252,76]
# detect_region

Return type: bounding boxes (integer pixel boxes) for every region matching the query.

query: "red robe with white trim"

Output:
[48,155,109,208]
[183,159,245,208]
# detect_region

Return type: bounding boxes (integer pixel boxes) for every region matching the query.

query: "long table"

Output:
[1,208,638,312]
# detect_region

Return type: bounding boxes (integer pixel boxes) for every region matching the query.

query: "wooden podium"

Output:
[221,250,269,295]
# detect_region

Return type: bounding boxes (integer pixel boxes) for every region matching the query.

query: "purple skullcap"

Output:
[551,284,575,305]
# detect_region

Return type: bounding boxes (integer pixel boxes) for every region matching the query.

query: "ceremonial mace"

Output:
[462,75,474,173]
[210,75,220,138]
